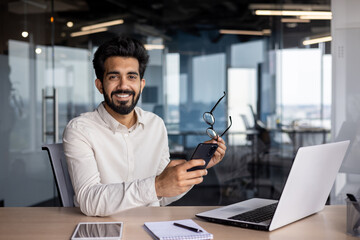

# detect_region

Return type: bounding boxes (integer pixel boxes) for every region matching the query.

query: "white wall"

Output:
[331,0,360,203]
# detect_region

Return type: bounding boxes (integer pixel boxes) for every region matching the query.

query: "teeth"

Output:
[116,94,130,98]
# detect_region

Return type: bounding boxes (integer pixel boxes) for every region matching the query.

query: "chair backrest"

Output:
[42,143,74,207]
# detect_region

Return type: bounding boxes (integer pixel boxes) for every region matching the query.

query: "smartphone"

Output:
[187,143,218,171]
[71,222,123,240]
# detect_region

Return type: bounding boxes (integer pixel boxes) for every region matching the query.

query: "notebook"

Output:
[196,140,350,231]
[144,219,213,240]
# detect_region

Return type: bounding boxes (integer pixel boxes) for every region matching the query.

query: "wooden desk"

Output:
[0,206,357,240]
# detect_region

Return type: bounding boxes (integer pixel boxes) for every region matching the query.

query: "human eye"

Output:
[128,75,138,80]
[108,75,118,80]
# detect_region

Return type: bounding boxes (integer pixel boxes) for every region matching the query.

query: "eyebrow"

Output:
[106,71,139,76]
[106,71,120,76]
[128,71,139,76]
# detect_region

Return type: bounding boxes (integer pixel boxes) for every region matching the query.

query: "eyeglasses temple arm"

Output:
[209,91,226,114]
[220,116,232,137]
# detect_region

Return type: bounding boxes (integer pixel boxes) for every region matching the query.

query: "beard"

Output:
[103,87,141,115]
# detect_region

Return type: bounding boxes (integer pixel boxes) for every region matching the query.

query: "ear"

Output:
[140,78,146,93]
[95,79,103,94]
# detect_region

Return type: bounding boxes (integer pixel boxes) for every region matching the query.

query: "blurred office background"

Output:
[0,0,358,207]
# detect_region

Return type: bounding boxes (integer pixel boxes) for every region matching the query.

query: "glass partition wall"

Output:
[0,0,97,206]
[0,0,331,207]
[1,1,54,206]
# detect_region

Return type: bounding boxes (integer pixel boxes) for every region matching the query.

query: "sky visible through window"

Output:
[276,49,331,127]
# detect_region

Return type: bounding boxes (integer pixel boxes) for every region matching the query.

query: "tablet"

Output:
[71,222,123,240]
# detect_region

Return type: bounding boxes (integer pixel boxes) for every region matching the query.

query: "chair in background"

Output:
[239,113,278,199]
[42,143,74,207]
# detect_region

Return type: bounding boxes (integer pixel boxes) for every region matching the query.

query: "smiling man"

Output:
[62,36,227,216]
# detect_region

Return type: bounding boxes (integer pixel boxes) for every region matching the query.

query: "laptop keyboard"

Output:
[228,203,278,223]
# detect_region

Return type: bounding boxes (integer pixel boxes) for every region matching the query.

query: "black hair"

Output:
[92,36,149,82]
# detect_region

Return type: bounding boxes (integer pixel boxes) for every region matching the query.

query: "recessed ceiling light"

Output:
[22,31,29,38]
[67,21,74,28]
[35,48,42,54]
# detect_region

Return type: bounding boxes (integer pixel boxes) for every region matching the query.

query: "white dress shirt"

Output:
[63,102,181,216]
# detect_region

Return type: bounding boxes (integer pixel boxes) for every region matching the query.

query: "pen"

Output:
[173,222,203,233]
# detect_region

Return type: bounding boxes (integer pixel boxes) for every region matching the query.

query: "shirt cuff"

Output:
[139,176,161,204]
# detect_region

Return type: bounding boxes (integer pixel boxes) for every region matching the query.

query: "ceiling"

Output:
[4,0,331,49]
[63,1,330,34]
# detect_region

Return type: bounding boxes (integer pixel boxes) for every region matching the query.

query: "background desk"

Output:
[0,206,356,240]
[269,127,331,156]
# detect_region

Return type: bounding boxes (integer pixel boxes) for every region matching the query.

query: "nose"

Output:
[115,77,129,90]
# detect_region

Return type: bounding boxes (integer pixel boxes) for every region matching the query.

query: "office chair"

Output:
[42,143,75,207]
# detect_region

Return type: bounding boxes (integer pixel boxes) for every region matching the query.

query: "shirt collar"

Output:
[97,102,145,133]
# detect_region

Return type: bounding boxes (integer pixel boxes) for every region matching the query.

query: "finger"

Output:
[175,167,207,182]
[181,177,204,186]
[215,144,226,155]
[215,145,226,157]
[168,159,186,167]
[216,136,226,145]
[208,148,226,169]
[216,140,226,153]
[208,139,218,144]
[213,150,221,159]
[183,159,206,170]
[186,169,208,179]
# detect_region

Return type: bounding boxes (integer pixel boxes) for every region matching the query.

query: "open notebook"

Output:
[144,219,213,240]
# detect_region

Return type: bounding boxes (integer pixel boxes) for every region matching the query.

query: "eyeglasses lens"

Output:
[206,128,218,139]
[203,112,215,125]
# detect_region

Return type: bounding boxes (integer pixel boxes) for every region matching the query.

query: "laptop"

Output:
[196,140,350,231]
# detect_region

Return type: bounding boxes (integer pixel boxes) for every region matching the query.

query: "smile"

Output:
[116,94,131,98]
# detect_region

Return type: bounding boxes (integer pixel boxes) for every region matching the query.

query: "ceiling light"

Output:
[67,21,74,28]
[255,10,332,17]
[35,48,42,54]
[144,44,165,50]
[70,27,108,37]
[81,19,124,31]
[303,36,332,45]
[219,29,271,36]
[22,31,29,38]
[281,18,310,23]
[249,4,330,11]
[262,29,271,35]
[299,15,332,20]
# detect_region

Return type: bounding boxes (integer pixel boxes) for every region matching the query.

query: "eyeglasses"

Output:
[203,91,232,140]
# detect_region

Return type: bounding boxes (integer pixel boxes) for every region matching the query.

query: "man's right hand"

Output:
[155,159,208,198]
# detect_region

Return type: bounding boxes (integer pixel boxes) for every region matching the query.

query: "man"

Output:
[63,36,227,216]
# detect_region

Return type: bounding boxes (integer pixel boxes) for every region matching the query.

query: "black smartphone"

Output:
[187,143,218,171]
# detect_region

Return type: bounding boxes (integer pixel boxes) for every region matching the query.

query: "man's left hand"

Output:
[205,136,226,169]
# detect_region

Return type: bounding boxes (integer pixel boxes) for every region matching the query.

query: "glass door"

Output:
[0,0,57,206]
[0,0,96,207]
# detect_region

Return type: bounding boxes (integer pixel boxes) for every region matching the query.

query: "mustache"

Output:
[111,89,135,98]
